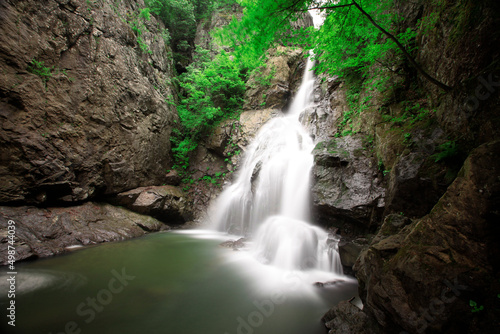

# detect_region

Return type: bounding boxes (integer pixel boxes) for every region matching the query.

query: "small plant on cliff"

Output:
[27,59,53,86]
[469,300,484,313]
[128,8,153,54]
[432,140,458,162]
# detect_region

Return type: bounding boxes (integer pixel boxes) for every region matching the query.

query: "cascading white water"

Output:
[209,52,343,274]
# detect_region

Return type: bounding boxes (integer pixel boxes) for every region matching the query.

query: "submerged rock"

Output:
[0,202,167,265]
[219,238,247,250]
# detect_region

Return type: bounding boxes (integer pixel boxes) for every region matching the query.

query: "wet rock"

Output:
[219,238,247,250]
[322,300,377,334]
[111,185,189,224]
[0,0,177,204]
[314,280,346,288]
[302,75,346,142]
[338,238,367,270]
[354,141,500,334]
[311,135,385,235]
[0,203,166,265]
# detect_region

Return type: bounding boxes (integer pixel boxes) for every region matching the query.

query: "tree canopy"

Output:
[220,0,450,90]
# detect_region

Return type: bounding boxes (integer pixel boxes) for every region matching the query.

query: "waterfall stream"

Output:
[209,55,344,275]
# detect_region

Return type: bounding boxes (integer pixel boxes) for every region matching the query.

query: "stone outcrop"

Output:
[110,185,190,224]
[311,135,385,235]
[353,141,500,333]
[0,0,178,204]
[0,202,168,265]
[244,46,308,110]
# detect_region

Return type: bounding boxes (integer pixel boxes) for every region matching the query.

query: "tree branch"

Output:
[350,0,452,92]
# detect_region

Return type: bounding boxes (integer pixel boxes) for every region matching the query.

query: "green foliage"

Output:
[126,7,154,54]
[217,0,312,69]
[219,0,419,80]
[382,102,434,127]
[432,140,458,162]
[145,0,214,57]
[171,48,246,172]
[469,300,484,313]
[27,59,53,85]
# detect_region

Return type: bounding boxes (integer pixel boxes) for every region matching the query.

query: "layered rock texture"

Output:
[0,0,177,204]
[0,202,167,265]
[355,141,500,333]
[0,0,180,261]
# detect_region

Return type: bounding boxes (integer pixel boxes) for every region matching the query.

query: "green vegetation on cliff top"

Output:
[139,0,450,179]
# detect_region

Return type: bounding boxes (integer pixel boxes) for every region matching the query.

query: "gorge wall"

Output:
[0,0,183,261]
[0,0,178,205]
[310,1,500,333]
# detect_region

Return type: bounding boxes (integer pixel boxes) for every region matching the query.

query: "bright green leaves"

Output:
[313,0,399,77]
[27,59,53,85]
[218,0,312,69]
[171,49,246,172]
[145,0,196,45]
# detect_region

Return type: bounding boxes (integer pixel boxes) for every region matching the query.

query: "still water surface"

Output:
[1,230,357,334]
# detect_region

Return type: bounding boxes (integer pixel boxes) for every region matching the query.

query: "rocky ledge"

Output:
[0,202,168,265]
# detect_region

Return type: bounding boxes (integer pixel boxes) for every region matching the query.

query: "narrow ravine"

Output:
[0,45,358,334]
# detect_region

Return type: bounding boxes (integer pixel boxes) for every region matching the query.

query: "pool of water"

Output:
[1,230,358,334]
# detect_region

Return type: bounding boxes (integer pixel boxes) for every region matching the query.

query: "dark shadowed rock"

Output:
[322,300,377,334]
[354,140,500,334]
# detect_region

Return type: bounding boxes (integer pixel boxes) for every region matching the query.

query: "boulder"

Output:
[111,185,189,224]
[322,300,377,334]
[354,140,500,334]
[311,135,385,235]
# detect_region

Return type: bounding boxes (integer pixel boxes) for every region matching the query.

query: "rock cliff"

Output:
[316,1,500,333]
[0,0,181,263]
[0,0,178,205]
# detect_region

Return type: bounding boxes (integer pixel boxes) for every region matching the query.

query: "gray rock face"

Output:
[311,135,385,235]
[0,0,177,204]
[111,185,190,224]
[0,202,167,265]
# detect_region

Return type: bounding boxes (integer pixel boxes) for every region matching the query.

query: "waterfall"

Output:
[209,53,343,275]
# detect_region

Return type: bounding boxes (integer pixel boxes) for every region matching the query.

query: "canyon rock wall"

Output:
[0,0,178,205]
